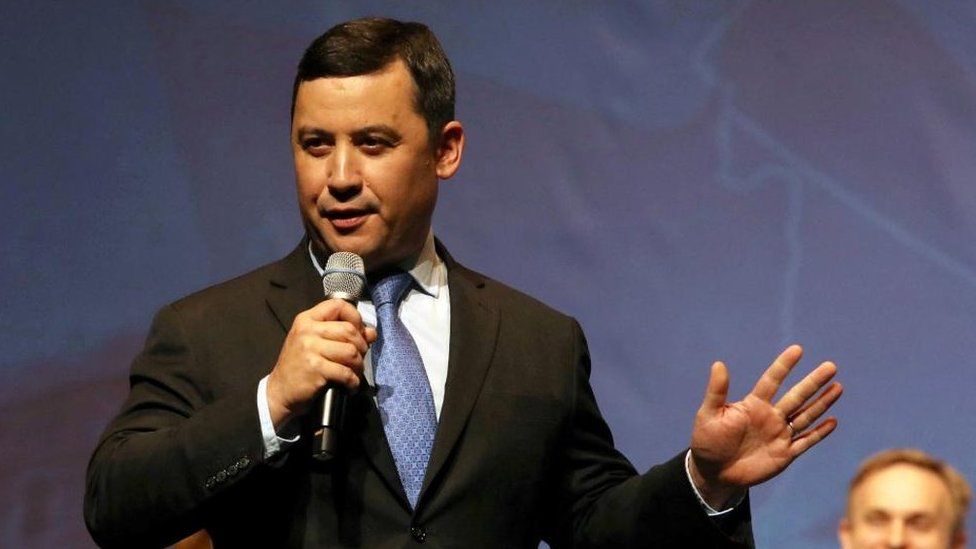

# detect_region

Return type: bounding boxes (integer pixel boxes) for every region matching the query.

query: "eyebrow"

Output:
[294,126,331,138]
[357,125,400,136]
[294,125,401,137]
[862,508,939,519]
[350,125,403,145]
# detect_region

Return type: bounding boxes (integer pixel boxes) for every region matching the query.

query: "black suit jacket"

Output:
[85,241,752,548]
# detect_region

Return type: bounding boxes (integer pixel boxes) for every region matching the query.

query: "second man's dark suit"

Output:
[85,240,752,548]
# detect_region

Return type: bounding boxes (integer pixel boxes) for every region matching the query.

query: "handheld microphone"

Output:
[312,251,366,461]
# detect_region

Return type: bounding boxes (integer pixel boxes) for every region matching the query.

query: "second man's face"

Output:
[292,60,448,272]
[839,464,962,549]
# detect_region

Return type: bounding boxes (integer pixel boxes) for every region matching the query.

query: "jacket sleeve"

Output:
[84,303,267,548]
[547,320,754,548]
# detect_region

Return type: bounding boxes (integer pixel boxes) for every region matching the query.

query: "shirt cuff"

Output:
[257,375,301,460]
[684,449,745,516]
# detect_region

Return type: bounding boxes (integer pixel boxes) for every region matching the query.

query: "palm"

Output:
[690,345,842,490]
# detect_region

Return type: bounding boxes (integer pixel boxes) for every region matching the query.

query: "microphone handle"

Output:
[312,382,345,461]
[311,293,359,461]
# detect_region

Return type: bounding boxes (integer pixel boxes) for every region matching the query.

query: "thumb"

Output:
[699,361,730,415]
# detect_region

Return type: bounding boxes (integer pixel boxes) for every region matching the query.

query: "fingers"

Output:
[314,321,371,355]
[291,319,369,386]
[306,298,367,327]
[275,336,364,397]
[699,361,730,414]
[774,361,838,416]
[296,299,371,351]
[303,337,368,378]
[785,381,843,432]
[750,344,803,401]
[790,417,838,457]
[269,300,374,424]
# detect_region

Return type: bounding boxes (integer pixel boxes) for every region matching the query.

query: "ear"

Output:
[837,518,852,549]
[433,120,464,180]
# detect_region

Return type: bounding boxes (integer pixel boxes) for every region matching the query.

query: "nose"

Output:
[327,143,362,199]
[885,520,906,548]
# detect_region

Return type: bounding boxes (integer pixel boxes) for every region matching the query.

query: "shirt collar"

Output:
[406,231,443,298]
[307,231,444,299]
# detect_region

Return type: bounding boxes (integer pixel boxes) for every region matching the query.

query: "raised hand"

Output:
[688,345,843,508]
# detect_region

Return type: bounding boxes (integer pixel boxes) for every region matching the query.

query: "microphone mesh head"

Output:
[322,252,366,301]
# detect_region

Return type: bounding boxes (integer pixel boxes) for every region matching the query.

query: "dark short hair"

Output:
[291,17,455,145]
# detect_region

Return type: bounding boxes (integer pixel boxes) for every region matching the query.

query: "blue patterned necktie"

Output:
[370,271,438,509]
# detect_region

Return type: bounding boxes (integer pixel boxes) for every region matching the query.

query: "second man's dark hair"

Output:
[292,17,456,147]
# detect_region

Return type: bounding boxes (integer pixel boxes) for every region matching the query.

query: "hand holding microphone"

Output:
[265,252,375,460]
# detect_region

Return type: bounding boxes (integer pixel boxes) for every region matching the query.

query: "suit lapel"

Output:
[266,239,323,332]
[419,248,500,505]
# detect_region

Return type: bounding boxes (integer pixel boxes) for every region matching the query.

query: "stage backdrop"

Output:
[3,1,975,547]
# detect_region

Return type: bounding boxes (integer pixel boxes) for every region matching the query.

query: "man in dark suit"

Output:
[85,17,843,548]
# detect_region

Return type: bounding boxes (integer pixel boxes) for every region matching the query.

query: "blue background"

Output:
[3,1,976,546]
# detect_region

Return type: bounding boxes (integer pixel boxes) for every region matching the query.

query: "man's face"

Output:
[839,464,963,549]
[292,60,460,272]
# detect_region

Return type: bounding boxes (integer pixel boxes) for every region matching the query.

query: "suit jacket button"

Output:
[410,526,427,543]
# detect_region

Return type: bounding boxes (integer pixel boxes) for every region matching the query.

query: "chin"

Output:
[310,227,369,253]
[320,236,388,268]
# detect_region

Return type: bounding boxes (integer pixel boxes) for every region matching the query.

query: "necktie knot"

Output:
[369,271,414,308]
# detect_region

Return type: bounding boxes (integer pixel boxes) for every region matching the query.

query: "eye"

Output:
[907,515,936,532]
[358,135,394,155]
[300,135,332,156]
[864,511,889,527]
